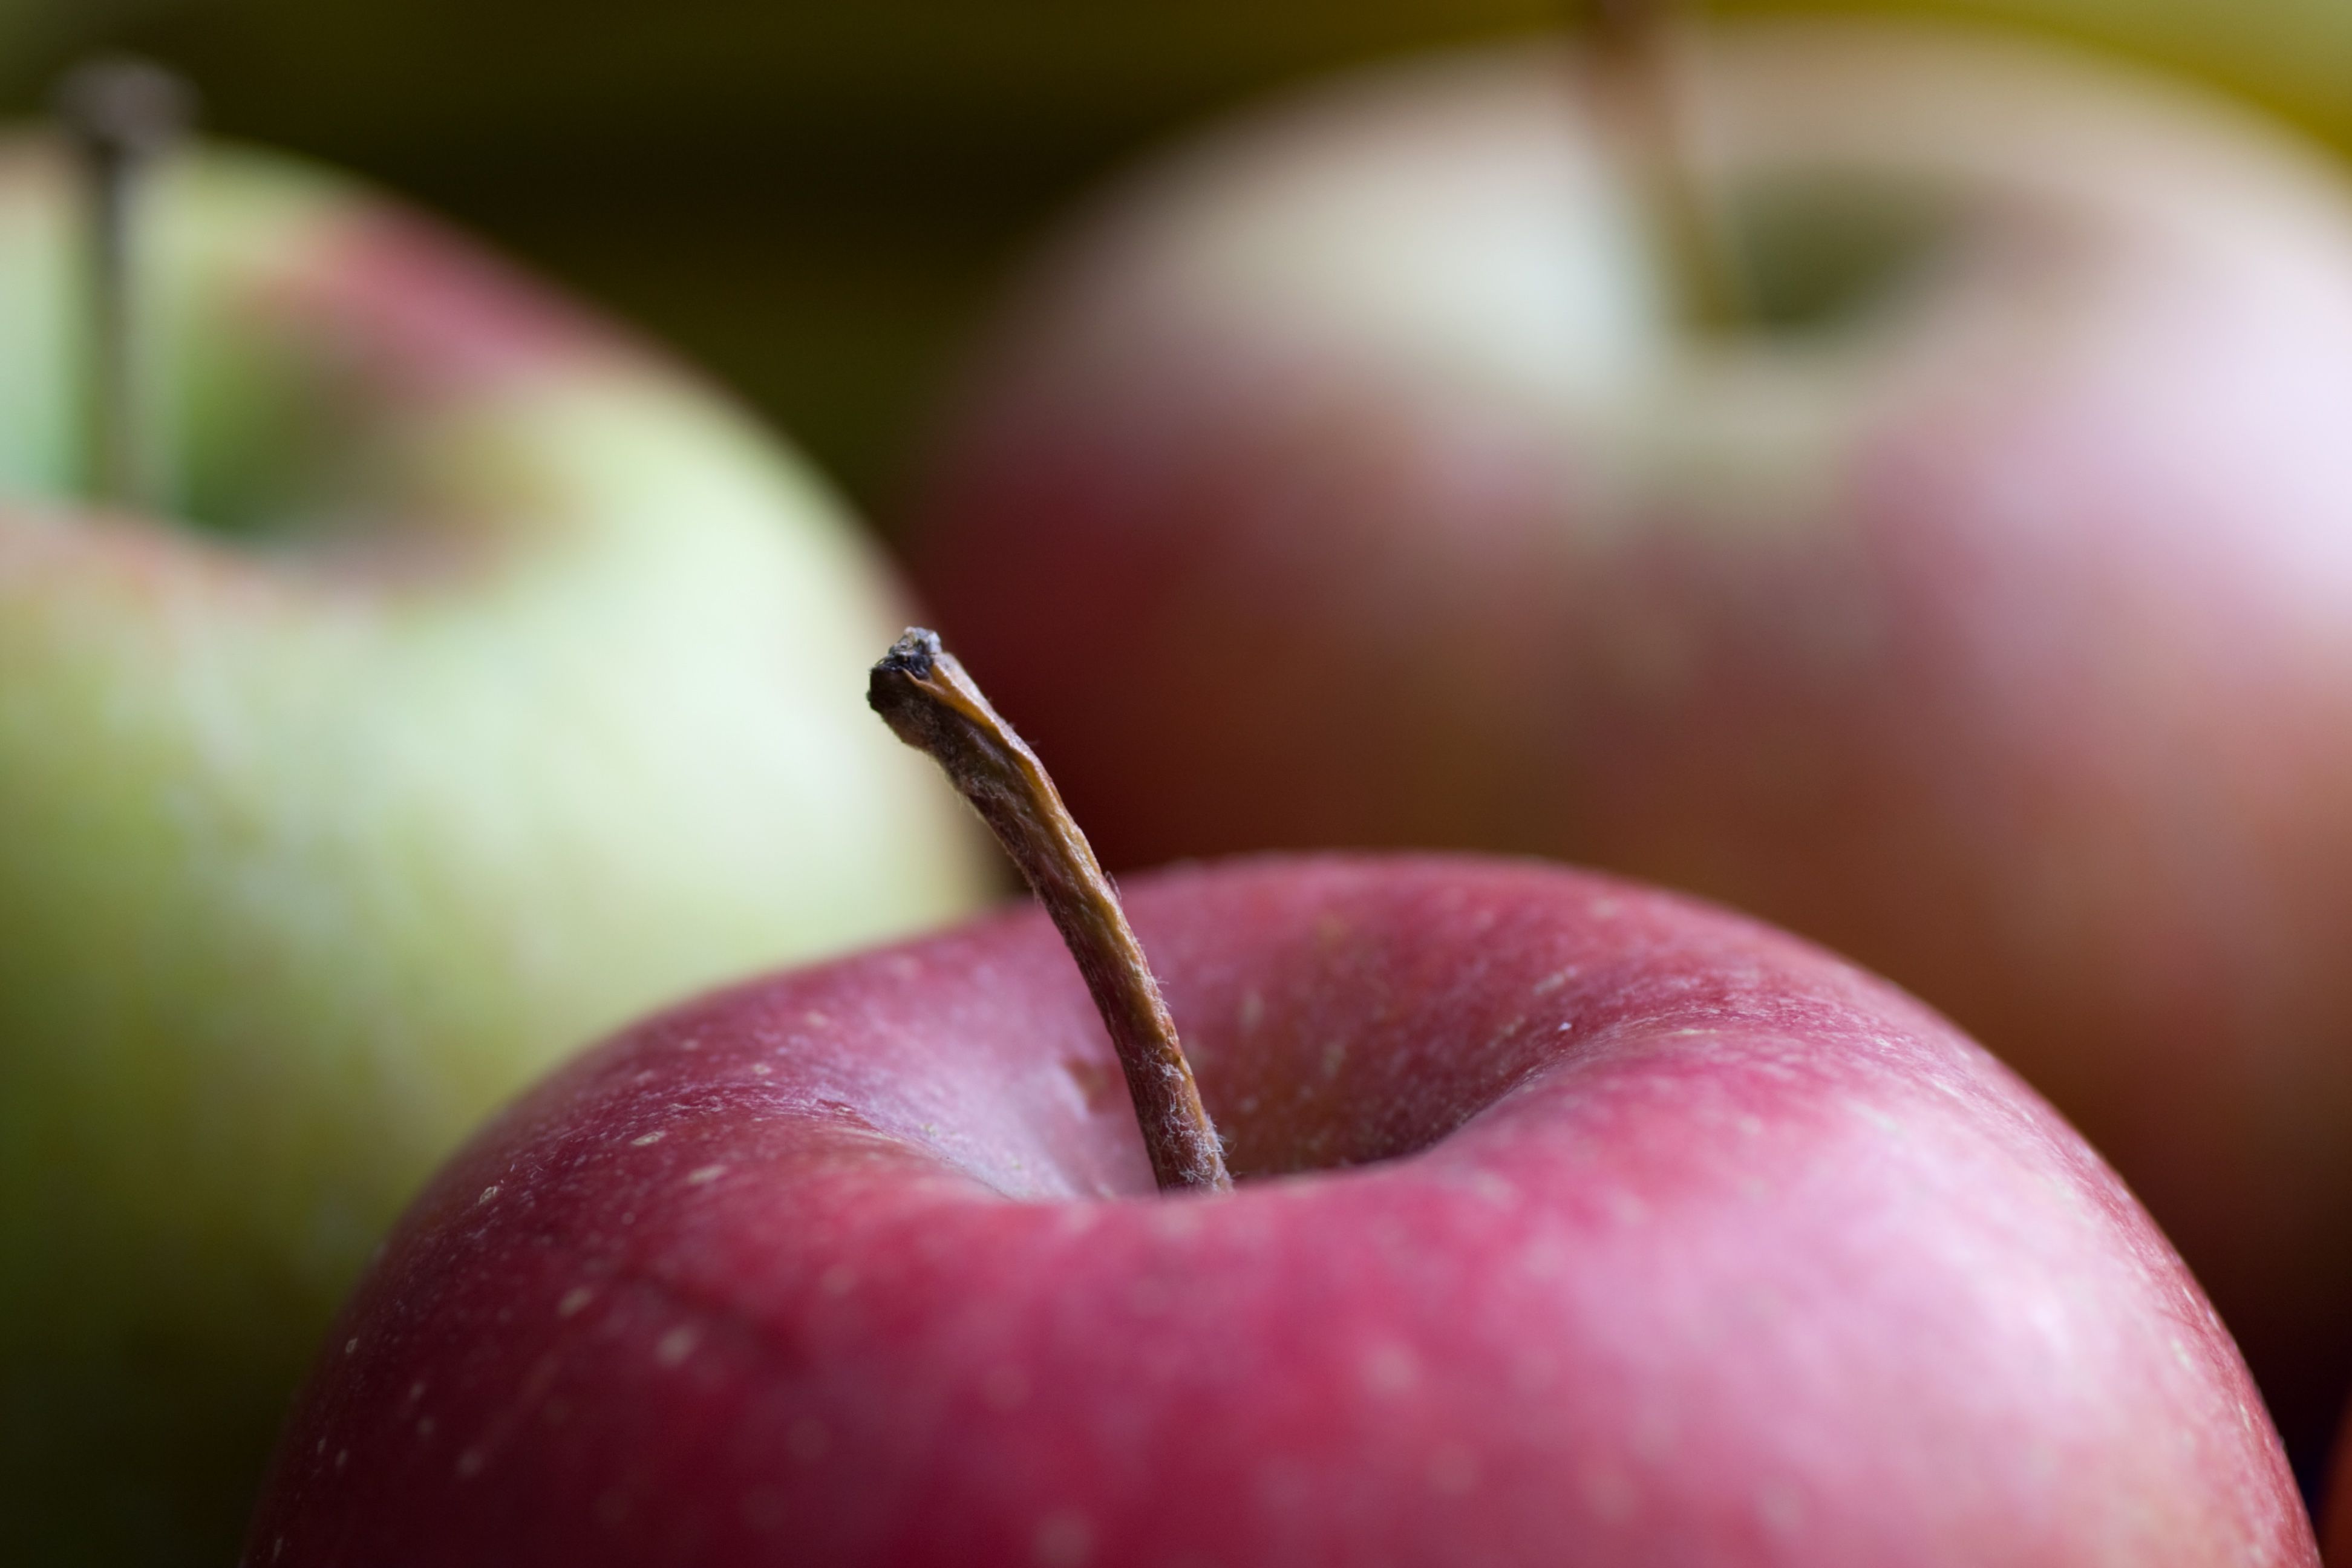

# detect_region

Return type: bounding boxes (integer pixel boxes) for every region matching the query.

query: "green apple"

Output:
[0,131,987,1563]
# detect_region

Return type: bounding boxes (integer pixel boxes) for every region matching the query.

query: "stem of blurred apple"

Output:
[53,56,194,513]
[869,629,1233,1195]
[1581,0,1750,332]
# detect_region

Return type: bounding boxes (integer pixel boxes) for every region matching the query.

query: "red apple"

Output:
[245,849,2311,1565]
[904,18,2352,1452]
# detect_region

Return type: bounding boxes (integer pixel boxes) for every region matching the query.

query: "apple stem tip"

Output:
[1579,0,1749,332]
[53,56,197,514]
[869,628,1233,1195]
[54,57,196,164]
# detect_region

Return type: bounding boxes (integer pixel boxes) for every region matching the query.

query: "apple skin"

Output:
[905,20,2352,1457]
[245,855,2311,1566]
[0,140,988,1563]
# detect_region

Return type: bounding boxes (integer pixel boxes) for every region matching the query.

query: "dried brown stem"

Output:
[869,629,1232,1195]
[1582,0,1749,332]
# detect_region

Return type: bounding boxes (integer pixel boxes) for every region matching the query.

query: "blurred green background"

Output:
[2,0,2347,517]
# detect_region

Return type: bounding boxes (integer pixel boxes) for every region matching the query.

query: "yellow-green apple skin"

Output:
[0,139,987,1564]
[909,20,2352,1465]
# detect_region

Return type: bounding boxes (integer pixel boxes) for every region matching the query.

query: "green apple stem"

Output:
[53,57,194,512]
[1582,0,1749,332]
[869,629,1233,1195]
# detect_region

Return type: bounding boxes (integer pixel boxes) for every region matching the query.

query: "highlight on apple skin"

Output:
[0,136,988,1561]
[244,855,2314,1567]
[904,17,2352,1457]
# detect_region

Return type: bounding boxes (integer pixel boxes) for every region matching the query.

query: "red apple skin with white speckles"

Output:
[245,857,2310,1567]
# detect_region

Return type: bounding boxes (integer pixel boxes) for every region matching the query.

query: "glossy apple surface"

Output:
[907,19,2352,1456]
[247,855,2311,1566]
[0,139,987,1562]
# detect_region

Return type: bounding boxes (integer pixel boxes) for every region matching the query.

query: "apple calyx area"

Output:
[869,627,1232,1194]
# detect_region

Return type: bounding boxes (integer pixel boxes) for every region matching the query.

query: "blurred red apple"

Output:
[906,18,2352,1452]
[244,851,2311,1565]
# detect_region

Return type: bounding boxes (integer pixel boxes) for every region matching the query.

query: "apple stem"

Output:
[53,57,195,513]
[869,629,1233,1195]
[1581,0,1749,332]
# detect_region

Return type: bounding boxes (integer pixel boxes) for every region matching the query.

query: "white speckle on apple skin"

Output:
[1361,1341,1419,1396]
[1510,1350,1558,1393]
[476,1185,498,1204]
[1469,1171,1516,1205]
[556,1287,593,1318]
[983,1366,1031,1410]
[740,1486,789,1534]
[630,1131,663,1147]
[654,1327,697,1367]
[1031,1509,1094,1567]
[787,1418,830,1462]
[456,1448,485,1479]
[685,1165,726,1186]
[1426,1442,1480,1495]
[1581,1462,1639,1521]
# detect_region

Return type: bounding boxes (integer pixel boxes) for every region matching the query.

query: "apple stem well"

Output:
[52,56,195,514]
[1581,0,1751,332]
[870,629,1234,1194]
